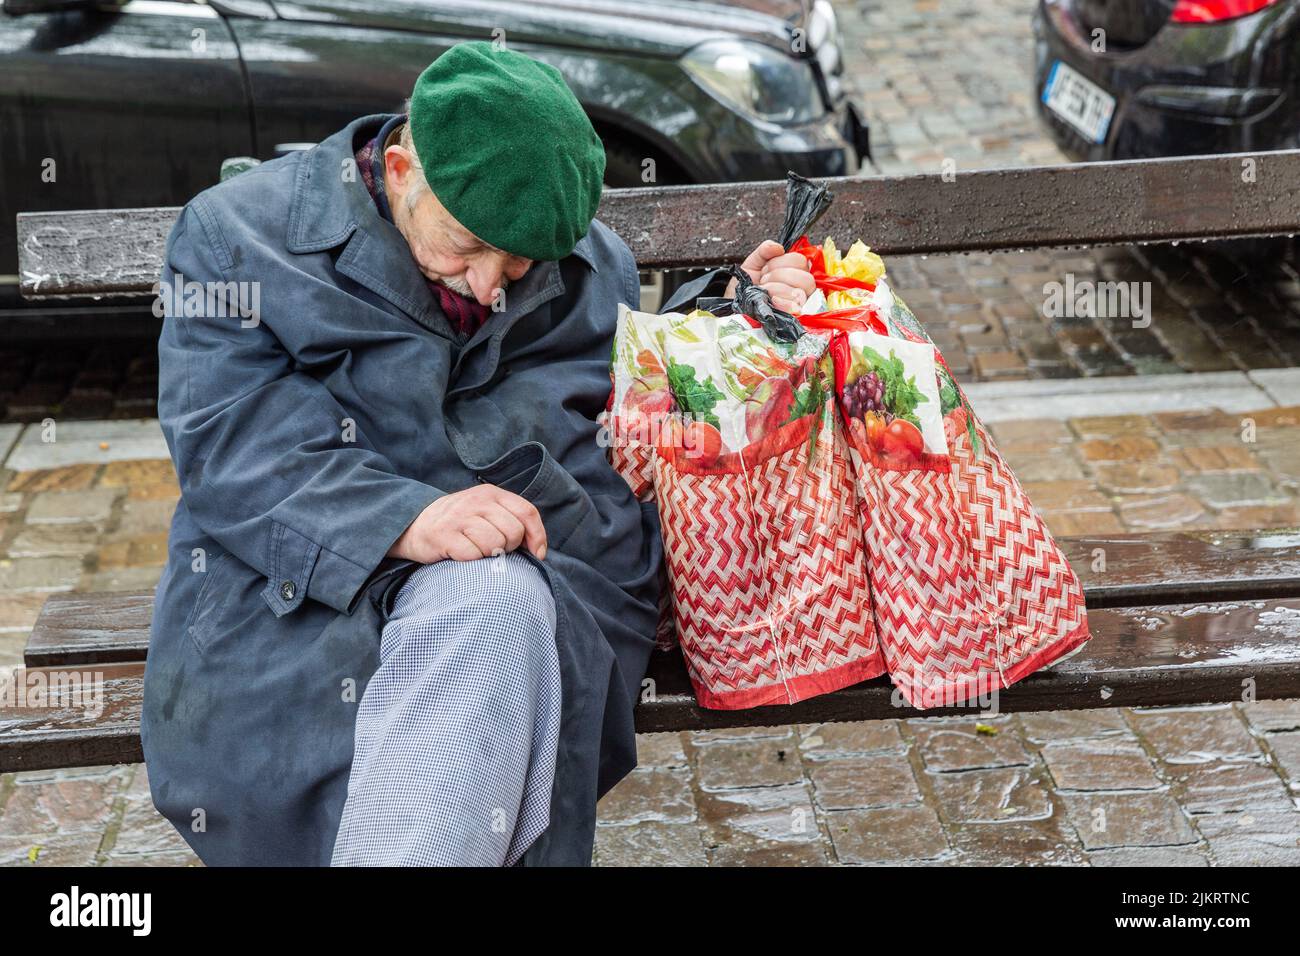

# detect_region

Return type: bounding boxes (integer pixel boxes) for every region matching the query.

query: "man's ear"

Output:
[384,145,416,193]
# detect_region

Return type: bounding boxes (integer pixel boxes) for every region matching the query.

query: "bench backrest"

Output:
[17,149,1300,298]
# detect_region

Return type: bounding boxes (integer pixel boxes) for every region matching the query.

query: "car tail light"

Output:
[1171,0,1282,23]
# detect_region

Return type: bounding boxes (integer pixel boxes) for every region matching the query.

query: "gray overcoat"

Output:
[142,114,718,866]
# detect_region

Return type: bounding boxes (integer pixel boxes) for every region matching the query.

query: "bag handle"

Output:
[798,305,890,337]
[726,265,804,343]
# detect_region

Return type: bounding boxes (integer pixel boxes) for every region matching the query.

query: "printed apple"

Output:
[622,375,674,441]
[627,347,668,416]
[629,386,673,417]
[626,372,672,411]
[744,376,796,441]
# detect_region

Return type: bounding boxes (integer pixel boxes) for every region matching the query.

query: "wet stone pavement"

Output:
[2,0,1300,867]
[0,397,1298,866]
[834,0,1300,381]
[598,703,1300,867]
[838,0,1069,174]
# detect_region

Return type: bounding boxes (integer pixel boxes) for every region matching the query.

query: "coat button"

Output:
[279,580,296,602]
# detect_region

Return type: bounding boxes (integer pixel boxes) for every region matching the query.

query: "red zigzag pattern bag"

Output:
[606,306,886,709]
[606,248,1089,711]
[803,279,1090,709]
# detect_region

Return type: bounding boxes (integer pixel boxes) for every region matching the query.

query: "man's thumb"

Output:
[741,239,784,276]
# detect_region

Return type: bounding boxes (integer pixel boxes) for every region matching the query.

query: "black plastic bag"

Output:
[724,171,834,342]
[726,264,803,344]
[776,172,834,251]
[696,295,736,316]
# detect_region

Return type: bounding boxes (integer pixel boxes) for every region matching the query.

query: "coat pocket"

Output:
[183,550,235,655]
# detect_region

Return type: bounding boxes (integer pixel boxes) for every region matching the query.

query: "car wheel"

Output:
[601,136,703,312]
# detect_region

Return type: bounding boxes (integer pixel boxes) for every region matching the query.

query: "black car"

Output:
[1033,0,1299,161]
[0,0,869,320]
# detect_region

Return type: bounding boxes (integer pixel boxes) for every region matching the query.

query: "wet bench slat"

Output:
[10,148,1300,773]
[641,597,1300,730]
[1061,529,1300,609]
[25,590,157,667]
[7,598,1300,771]
[24,531,1300,668]
[18,149,1300,297]
[0,663,146,772]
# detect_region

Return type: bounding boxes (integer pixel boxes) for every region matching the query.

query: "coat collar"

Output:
[286,114,599,338]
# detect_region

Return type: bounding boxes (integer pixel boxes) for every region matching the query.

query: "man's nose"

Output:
[469,264,506,307]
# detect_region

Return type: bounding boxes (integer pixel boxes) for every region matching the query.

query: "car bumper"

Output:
[721,98,868,181]
[1032,0,1297,160]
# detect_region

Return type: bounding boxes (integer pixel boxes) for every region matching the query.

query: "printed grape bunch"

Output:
[842,344,929,468]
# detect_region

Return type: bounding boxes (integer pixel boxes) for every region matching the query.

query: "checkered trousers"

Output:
[330,553,562,866]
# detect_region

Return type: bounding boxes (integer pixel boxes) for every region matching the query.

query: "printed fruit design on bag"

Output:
[937,359,979,453]
[608,170,1090,713]
[607,320,673,442]
[659,358,727,465]
[743,375,795,439]
[659,358,832,468]
[840,342,932,470]
[743,360,826,444]
[627,311,834,470]
[609,311,733,465]
[880,287,983,459]
[655,415,728,464]
[623,349,674,418]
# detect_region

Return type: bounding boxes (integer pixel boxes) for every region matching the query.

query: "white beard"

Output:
[438,274,475,298]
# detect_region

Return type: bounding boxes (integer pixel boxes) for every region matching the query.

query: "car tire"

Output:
[601,136,703,312]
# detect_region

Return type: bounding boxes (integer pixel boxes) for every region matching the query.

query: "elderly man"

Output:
[142,42,815,867]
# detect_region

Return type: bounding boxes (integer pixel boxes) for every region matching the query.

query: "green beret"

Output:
[408,42,606,262]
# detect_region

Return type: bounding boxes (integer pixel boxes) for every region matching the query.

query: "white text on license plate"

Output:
[1042,61,1115,145]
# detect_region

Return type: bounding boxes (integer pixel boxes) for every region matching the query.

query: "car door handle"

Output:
[273,143,317,157]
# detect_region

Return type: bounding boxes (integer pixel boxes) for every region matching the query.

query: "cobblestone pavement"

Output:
[3,0,1299,868]
[1,395,1297,866]
[838,0,1063,173]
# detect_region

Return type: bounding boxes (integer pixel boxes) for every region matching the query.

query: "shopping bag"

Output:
[606,171,1089,712]
[607,305,885,709]
[801,271,1090,709]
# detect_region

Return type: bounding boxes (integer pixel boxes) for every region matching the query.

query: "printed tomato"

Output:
[877,419,924,467]
[682,421,723,464]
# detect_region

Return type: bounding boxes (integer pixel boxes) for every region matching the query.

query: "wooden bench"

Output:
[5,149,1300,773]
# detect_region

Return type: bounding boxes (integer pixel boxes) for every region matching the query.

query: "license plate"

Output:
[1042,61,1116,144]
